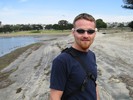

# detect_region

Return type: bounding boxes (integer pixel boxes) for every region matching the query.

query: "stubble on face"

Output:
[74,34,93,51]
[72,19,96,52]
[80,38,91,50]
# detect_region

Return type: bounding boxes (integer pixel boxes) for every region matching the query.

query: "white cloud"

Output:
[0,11,65,24]
[1,7,132,25]
[95,15,133,22]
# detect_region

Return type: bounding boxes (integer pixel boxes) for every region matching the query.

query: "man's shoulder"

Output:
[88,50,95,56]
[54,50,72,62]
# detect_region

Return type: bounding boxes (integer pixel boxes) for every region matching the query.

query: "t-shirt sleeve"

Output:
[50,55,68,91]
[91,51,97,68]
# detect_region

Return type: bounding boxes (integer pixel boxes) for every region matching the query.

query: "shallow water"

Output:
[0,36,39,57]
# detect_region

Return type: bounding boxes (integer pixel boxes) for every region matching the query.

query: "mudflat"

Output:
[0,31,133,100]
[91,31,133,100]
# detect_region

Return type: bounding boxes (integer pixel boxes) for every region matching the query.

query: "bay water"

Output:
[0,36,39,57]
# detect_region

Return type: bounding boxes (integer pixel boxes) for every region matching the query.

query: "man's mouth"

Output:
[81,39,90,41]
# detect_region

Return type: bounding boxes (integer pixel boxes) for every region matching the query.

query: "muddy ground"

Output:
[0,31,133,100]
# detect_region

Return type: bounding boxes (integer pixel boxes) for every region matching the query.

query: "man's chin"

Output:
[81,45,90,50]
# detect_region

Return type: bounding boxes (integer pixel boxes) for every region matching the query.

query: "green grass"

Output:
[0,30,71,37]
[30,30,42,33]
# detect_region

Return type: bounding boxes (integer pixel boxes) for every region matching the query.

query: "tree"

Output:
[66,23,73,30]
[58,20,68,26]
[12,24,21,32]
[58,20,68,31]
[128,21,133,31]
[31,24,43,31]
[0,21,2,26]
[96,19,107,31]
[52,24,60,30]
[45,24,53,30]
[122,0,133,9]
[3,25,13,33]
[118,23,125,31]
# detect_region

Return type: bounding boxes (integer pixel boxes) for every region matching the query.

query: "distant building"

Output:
[41,24,46,30]
[107,22,129,28]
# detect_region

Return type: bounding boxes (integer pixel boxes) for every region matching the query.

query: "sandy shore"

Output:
[0,31,133,100]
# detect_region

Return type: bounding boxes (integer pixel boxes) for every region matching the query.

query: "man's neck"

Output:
[72,44,89,52]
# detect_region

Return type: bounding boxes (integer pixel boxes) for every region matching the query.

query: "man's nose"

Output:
[83,31,89,37]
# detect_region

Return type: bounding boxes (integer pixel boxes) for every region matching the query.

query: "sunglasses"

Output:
[75,29,95,34]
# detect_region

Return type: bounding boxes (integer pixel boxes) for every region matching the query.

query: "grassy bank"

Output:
[0,30,71,37]
[0,42,43,88]
[0,43,43,71]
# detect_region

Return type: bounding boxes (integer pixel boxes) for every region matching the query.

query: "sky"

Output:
[0,0,133,25]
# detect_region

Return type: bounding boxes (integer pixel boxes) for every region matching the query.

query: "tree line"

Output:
[0,19,133,33]
[0,24,43,33]
[0,20,73,33]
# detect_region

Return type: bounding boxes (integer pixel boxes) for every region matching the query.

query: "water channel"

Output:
[0,36,39,57]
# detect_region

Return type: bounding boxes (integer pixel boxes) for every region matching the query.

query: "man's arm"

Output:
[96,85,100,100]
[50,89,63,100]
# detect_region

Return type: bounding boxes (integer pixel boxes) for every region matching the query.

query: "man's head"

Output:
[73,13,96,28]
[72,13,96,52]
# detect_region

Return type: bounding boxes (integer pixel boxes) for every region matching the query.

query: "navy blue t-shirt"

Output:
[50,47,97,100]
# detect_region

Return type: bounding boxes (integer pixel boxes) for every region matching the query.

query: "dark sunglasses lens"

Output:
[76,29,85,34]
[87,30,95,34]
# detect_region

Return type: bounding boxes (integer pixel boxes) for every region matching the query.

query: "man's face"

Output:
[72,19,96,51]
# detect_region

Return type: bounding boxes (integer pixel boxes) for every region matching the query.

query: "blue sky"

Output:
[0,0,133,24]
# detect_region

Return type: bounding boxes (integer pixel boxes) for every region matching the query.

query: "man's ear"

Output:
[72,28,74,31]
[95,28,98,32]
[71,28,74,34]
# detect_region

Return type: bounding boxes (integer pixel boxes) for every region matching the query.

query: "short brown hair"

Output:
[73,13,96,27]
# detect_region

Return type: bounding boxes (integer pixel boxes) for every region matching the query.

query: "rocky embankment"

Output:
[0,32,133,100]
[91,32,133,100]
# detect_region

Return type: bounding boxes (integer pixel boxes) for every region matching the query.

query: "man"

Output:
[50,13,100,100]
